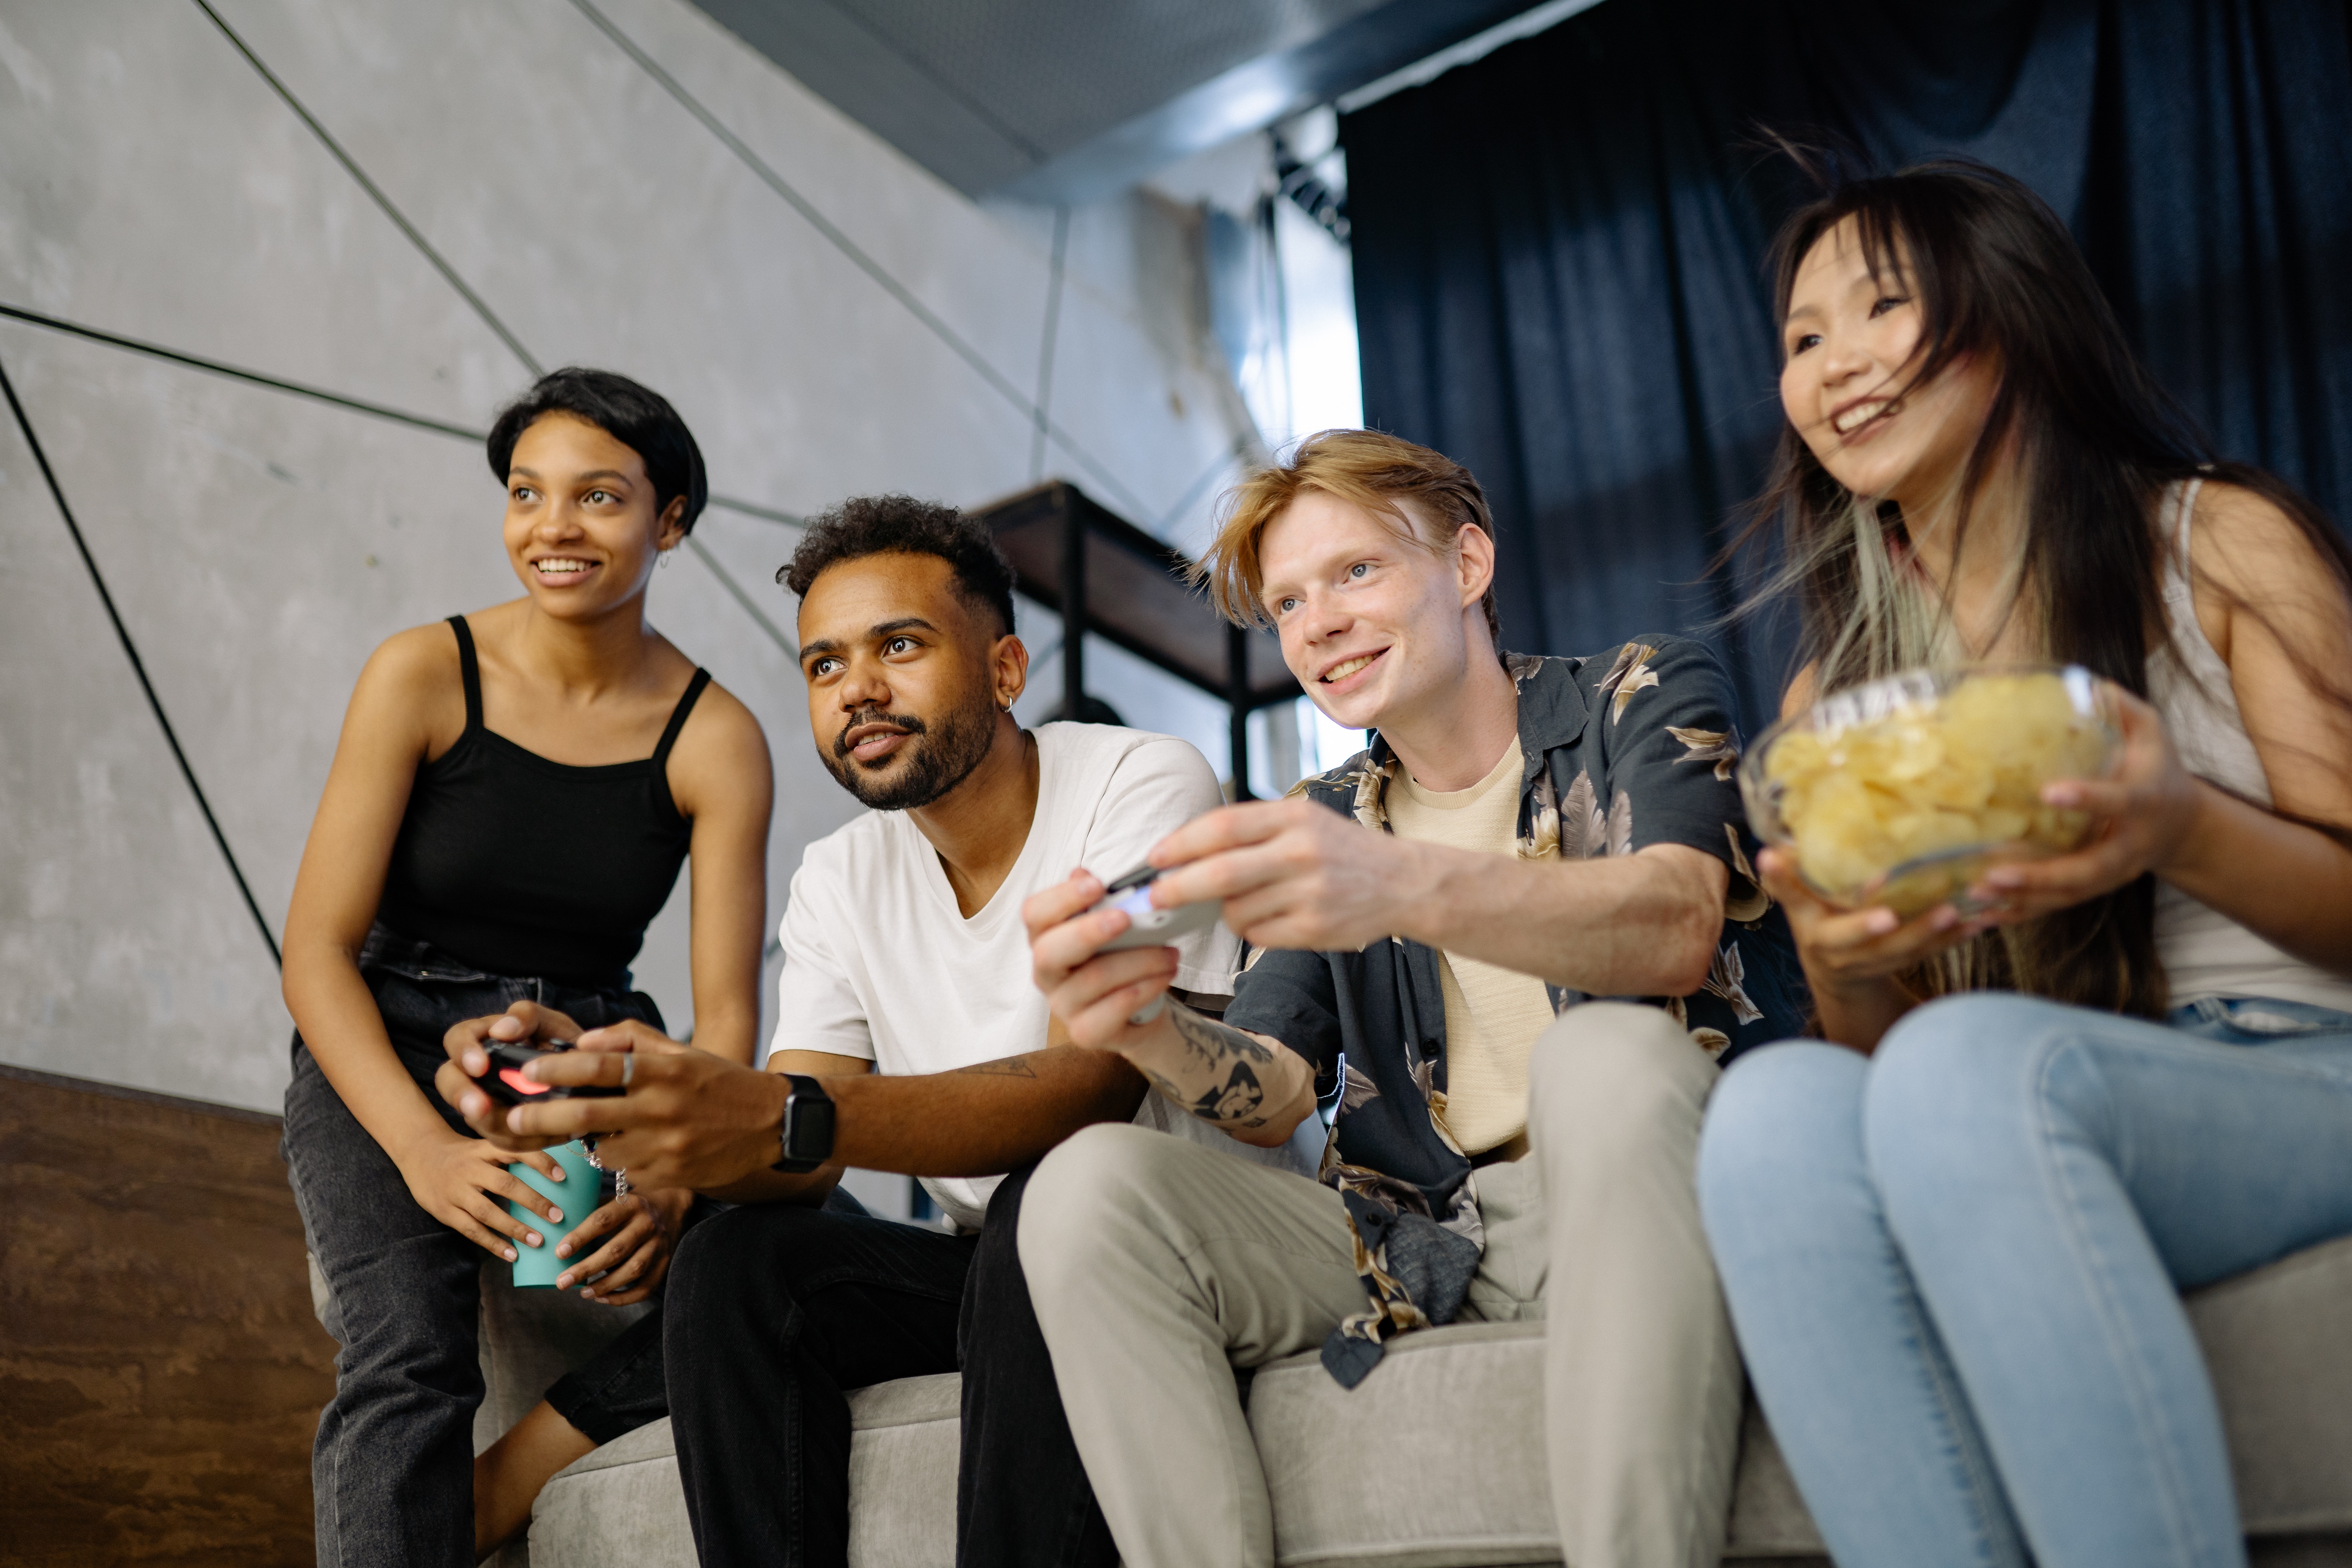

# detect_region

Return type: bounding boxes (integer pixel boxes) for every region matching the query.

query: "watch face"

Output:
[785,1086,837,1163]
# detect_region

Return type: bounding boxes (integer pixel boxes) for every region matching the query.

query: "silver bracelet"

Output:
[580,1136,630,1200]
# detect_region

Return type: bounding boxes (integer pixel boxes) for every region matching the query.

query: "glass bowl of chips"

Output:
[1739,665,2118,916]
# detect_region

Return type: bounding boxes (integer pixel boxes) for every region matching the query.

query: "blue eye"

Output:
[1348,563,1369,579]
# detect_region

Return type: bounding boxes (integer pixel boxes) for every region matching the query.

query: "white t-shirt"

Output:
[771,722,1308,1229]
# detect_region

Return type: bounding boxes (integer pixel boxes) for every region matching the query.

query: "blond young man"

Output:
[1020,431,1803,1568]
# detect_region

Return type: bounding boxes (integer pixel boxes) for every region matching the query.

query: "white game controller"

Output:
[1094,862,1220,949]
[1091,862,1221,1024]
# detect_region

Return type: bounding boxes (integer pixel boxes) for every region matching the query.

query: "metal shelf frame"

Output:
[975,480,1301,798]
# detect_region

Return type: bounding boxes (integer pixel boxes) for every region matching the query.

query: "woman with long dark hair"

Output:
[279,368,773,1566]
[1695,160,2352,1567]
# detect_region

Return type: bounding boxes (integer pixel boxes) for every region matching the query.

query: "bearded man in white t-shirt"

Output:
[438,495,1312,1568]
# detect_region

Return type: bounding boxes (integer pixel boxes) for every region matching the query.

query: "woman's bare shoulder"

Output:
[341,620,477,757]
[676,675,770,762]
[663,674,773,823]
[641,627,764,746]
[2190,480,2346,595]
[2188,480,2352,691]
[358,620,464,696]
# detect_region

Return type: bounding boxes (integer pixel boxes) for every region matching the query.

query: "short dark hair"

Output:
[486,368,708,535]
[780,495,1018,638]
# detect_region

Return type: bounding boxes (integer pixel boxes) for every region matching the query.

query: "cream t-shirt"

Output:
[1383,737,1555,1157]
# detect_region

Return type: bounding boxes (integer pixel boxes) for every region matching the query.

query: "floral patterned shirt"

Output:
[1224,641,1804,1385]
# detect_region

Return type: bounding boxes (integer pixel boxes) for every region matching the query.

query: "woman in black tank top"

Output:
[279,370,774,1567]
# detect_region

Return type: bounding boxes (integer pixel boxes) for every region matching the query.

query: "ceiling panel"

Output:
[688,0,1545,199]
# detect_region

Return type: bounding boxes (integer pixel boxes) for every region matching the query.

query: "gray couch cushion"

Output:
[843,1375,964,1568]
[530,1372,966,1568]
[2194,1235,2352,1537]
[530,1419,697,1568]
[524,1236,2352,1568]
[1245,1322,1816,1568]
[1249,1321,1559,1568]
[1245,1234,2352,1566]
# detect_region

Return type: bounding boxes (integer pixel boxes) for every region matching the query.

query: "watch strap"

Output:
[770,1073,836,1173]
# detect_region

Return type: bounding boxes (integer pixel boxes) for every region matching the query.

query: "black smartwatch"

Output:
[770,1073,837,1173]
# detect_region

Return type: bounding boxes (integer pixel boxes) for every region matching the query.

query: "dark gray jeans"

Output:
[281,929,661,1568]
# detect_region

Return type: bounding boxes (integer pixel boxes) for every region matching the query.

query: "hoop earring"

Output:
[658,548,675,570]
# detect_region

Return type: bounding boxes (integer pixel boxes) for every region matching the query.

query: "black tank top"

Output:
[375,616,711,987]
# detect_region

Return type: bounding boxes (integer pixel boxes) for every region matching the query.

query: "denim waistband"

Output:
[2169,994,2352,1042]
[358,922,633,998]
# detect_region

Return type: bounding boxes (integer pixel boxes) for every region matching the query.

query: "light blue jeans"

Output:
[1697,992,2352,1568]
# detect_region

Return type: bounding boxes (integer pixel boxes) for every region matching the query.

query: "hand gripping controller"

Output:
[477,1041,624,1106]
[1089,863,1221,1024]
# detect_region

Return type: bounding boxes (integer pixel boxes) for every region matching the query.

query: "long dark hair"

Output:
[1741,153,2352,1016]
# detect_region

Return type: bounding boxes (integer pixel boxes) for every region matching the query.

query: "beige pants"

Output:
[1019,1001,1741,1568]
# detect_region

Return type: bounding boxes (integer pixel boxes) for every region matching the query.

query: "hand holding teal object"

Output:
[508,1139,597,1287]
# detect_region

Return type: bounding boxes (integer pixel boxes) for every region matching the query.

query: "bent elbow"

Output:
[1226,1080,1319,1149]
[1227,1114,1307,1150]
[1657,920,1721,999]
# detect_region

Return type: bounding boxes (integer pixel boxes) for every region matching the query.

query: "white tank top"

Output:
[2143,478,2352,1011]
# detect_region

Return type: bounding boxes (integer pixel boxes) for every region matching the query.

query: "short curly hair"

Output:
[779,495,1018,638]
[487,368,707,535]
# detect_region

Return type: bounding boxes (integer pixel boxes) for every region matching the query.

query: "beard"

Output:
[821,696,999,811]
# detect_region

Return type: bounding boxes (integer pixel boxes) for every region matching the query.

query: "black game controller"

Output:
[477,1041,625,1106]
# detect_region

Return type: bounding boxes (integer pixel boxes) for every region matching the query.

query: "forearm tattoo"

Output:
[1155,1005,1278,1129]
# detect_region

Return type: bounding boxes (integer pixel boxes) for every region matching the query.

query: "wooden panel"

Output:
[0,1064,334,1567]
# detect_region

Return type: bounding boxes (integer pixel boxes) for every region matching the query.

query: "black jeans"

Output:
[657,1165,1119,1568]
[279,929,661,1568]
[539,1184,870,1445]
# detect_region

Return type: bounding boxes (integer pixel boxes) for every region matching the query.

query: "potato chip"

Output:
[1743,668,2113,914]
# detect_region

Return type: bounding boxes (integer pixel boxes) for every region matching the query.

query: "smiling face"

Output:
[1780,217,2001,511]
[797,551,1024,811]
[501,412,685,615]
[1256,488,1495,734]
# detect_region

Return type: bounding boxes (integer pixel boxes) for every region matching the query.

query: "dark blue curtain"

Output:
[1340,0,2352,725]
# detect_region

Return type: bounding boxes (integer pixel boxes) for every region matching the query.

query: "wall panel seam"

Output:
[0,303,800,528]
[0,345,285,968]
[188,0,547,379]
[560,0,1160,524]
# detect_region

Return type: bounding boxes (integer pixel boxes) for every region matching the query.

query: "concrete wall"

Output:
[0,0,1254,1116]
